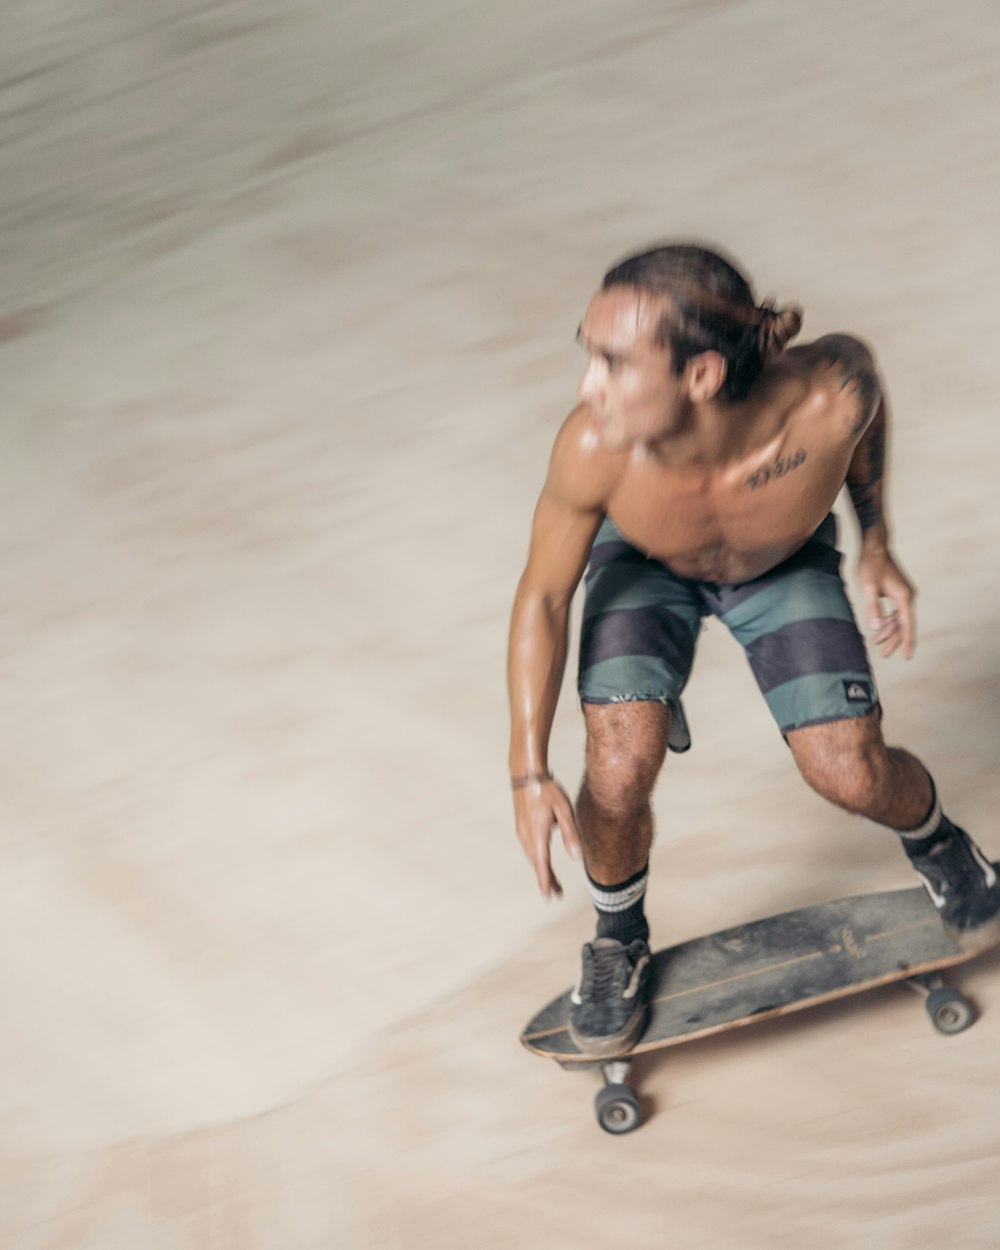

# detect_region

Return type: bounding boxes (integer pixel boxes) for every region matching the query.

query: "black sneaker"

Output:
[568,937,651,1057]
[909,827,1000,950]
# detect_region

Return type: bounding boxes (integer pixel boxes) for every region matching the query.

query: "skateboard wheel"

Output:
[925,987,975,1035]
[594,1084,642,1135]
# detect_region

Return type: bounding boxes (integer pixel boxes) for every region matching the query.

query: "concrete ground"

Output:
[3,1,1000,1246]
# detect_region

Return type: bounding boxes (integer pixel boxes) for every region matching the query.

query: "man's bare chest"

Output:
[606,443,846,583]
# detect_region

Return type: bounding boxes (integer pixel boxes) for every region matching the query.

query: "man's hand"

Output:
[857,547,916,659]
[512,776,583,898]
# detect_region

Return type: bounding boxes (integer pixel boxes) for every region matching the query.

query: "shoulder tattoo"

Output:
[814,334,881,436]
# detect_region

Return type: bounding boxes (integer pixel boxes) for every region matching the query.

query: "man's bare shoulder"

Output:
[545,404,626,512]
[787,334,882,438]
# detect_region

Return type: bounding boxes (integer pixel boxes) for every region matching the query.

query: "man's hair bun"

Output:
[757,300,803,361]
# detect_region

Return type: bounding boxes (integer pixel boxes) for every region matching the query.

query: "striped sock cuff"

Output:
[587,864,649,914]
[900,781,943,842]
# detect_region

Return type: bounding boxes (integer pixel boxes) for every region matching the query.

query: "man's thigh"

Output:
[704,515,879,736]
[577,517,702,713]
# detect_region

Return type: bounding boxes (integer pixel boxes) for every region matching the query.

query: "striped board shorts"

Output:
[578,513,879,749]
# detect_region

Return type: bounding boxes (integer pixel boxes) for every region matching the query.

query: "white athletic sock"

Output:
[587,865,649,944]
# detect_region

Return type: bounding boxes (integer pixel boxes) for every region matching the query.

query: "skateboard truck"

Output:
[594,1060,642,1135]
[903,971,976,1034]
[548,1055,643,1134]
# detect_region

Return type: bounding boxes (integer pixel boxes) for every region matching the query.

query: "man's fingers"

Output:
[534,851,561,898]
[530,825,558,898]
[874,615,897,639]
[516,781,582,899]
[869,598,915,660]
[542,871,563,899]
[530,811,572,898]
[554,795,583,861]
[876,610,900,657]
[541,854,563,898]
[898,599,916,659]
[863,584,883,634]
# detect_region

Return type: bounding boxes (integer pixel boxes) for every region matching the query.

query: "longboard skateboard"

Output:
[521,882,992,1134]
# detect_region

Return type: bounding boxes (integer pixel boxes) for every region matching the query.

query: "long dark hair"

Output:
[602,243,802,401]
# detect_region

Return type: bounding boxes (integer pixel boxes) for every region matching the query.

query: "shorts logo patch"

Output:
[843,680,872,703]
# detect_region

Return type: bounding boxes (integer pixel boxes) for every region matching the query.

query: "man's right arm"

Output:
[507,409,612,897]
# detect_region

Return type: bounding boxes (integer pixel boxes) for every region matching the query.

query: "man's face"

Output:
[576,285,682,450]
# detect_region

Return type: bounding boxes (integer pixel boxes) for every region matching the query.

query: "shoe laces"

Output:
[580,942,631,1000]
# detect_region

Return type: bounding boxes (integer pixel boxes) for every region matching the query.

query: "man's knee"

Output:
[789,714,890,813]
[809,756,889,813]
[582,701,670,813]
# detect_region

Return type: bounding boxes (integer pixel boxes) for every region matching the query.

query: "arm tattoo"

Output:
[846,410,885,532]
[816,334,881,435]
[746,448,807,491]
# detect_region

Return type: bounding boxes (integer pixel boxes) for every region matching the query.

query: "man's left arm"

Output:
[845,392,917,659]
[813,333,917,660]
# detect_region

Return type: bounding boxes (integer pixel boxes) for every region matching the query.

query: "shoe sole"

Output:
[567,1003,647,1059]
[945,911,1000,953]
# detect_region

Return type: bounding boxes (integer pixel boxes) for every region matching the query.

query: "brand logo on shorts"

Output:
[843,680,872,703]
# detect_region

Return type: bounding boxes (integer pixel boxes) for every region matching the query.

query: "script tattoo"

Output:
[816,334,881,435]
[746,448,807,491]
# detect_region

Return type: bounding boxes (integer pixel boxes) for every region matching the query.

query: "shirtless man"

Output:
[507,242,1000,1057]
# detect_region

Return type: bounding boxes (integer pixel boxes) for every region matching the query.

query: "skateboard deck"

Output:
[522,883,990,1132]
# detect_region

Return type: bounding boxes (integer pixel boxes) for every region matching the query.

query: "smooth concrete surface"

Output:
[3,0,1000,1245]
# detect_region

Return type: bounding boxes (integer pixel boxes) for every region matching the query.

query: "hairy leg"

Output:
[787,710,932,830]
[577,701,672,884]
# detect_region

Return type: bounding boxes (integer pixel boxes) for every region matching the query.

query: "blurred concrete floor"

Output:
[3,0,1000,1245]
